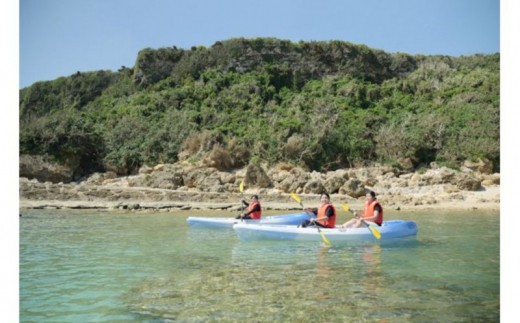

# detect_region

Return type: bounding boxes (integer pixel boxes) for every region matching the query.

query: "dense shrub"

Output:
[20,111,105,176]
[19,38,500,178]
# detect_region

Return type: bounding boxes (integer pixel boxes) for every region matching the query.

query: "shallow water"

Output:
[20,209,499,322]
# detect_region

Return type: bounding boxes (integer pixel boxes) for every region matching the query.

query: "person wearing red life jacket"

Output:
[341,190,383,228]
[236,195,262,219]
[299,192,336,228]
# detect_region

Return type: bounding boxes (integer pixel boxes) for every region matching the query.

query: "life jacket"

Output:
[248,201,262,219]
[363,200,383,225]
[317,203,336,228]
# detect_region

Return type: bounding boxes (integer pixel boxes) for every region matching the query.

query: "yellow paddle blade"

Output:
[317,227,332,246]
[368,225,382,240]
[361,219,382,240]
[341,203,350,213]
[290,193,301,204]
[239,181,244,193]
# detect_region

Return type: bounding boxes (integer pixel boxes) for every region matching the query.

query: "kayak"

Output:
[186,212,312,228]
[233,220,418,242]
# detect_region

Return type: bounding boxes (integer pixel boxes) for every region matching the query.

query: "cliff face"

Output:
[132,38,416,89]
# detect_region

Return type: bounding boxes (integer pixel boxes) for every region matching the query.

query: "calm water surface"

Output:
[20,209,499,322]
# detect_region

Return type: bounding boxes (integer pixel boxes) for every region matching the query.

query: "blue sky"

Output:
[19,0,500,88]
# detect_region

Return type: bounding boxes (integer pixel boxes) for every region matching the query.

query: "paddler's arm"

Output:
[309,206,333,223]
[239,203,261,217]
[359,205,381,222]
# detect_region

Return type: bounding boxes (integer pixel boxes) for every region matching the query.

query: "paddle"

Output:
[341,203,381,240]
[237,181,245,220]
[290,193,332,246]
[239,181,245,201]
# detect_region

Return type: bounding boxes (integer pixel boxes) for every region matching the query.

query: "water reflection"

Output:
[359,243,383,306]
[316,246,332,281]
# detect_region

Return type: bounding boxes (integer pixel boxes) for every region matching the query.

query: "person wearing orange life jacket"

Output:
[236,195,262,219]
[299,192,336,228]
[341,190,383,228]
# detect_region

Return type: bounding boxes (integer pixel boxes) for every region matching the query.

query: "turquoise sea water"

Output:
[20,209,499,322]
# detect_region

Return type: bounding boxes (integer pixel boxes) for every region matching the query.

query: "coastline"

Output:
[19,184,500,213]
[19,162,500,214]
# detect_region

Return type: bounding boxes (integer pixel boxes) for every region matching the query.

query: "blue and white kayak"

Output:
[186,212,312,228]
[233,220,418,242]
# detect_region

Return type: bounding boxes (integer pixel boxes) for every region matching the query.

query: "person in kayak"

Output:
[341,190,383,228]
[235,195,262,219]
[299,192,336,228]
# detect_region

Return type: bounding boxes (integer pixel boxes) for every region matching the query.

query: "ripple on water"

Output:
[20,209,499,322]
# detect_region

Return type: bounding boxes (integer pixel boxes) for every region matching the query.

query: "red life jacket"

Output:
[363,200,383,225]
[248,201,262,219]
[317,203,336,228]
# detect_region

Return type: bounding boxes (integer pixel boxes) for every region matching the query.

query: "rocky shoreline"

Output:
[19,161,500,213]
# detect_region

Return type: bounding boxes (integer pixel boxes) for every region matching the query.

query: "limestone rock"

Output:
[339,178,365,198]
[19,154,74,183]
[244,164,272,188]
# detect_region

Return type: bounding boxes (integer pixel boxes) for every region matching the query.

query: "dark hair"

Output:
[251,195,259,200]
[368,190,376,198]
[321,192,330,199]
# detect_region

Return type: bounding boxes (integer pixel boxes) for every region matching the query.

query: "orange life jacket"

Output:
[248,201,262,219]
[317,203,336,228]
[363,200,383,225]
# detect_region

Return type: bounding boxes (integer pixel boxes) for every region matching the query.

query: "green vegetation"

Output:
[19,38,499,177]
